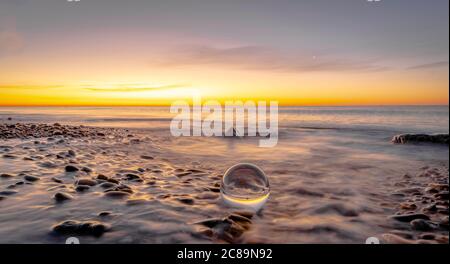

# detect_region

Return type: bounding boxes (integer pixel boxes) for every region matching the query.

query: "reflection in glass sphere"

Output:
[220,163,270,211]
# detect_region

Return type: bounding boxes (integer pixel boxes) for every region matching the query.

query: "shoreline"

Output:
[0,122,449,244]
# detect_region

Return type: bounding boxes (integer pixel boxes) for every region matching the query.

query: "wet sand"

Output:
[0,122,448,244]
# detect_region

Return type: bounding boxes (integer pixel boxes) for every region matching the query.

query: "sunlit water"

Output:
[0,106,448,243]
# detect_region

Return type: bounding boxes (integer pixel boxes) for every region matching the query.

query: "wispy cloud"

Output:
[0,17,24,58]
[152,45,388,73]
[407,61,449,70]
[83,83,187,92]
[0,84,63,90]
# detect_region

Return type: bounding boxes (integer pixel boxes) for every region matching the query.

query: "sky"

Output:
[0,0,448,106]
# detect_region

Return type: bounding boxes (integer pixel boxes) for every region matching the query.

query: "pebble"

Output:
[0,173,14,178]
[98,211,112,217]
[52,220,110,237]
[0,190,18,196]
[52,177,63,183]
[99,182,117,189]
[389,213,430,222]
[140,155,154,160]
[81,167,93,173]
[410,219,438,231]
[65,165,79,172]
[54,192,73,202]
[24,175,40,182]
[104,191,130,198]
[68,150,76,157]
[75,185,90,192]
[76,179,97,186]
[177,198,195,205]
[97,174,109,181]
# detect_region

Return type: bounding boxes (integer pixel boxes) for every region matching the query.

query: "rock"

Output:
[3,154,17,159]
[418,233,436,240]
[98,211,112,217]
[439,216,449,229]
[97,174,109,181]
[24,175,40,182]
[0,190,18,196]
[228,213,252,224]
[51,177,63,183]
[410,219,438,231]
[125,173,141,180]
[381,234,415,244]
[104,191,130,198]
[54,192,73,202]
[140,155,154,160]
[389,213,430,222]
[0,173,13,178]
[67,150,76,157]
[177,198,194,205]
[107,178,120,184]
[52,220,110,237]
[99,182,117,189]
[76,185,90,192]
[434,191,449,200]
[392,133,449,144]
[40,161,57,168]
[76,179,97,186]
[81,167,93,173]
[65,165,79,172]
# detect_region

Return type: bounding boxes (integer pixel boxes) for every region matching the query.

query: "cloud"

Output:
[84,84,187,92]
[0,84,63,90]
[152,45,388,73]
[0,18,24,57]
[407,61,449,70]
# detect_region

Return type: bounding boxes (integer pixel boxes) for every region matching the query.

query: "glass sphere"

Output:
[220,163,270,211]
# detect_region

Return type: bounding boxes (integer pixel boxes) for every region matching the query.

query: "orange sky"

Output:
[0,0,448,106]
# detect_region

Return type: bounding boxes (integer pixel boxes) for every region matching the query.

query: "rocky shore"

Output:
[0,122,449,243]
[392,133,449,145]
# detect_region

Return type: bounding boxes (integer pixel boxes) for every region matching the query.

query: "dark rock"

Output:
[0,190,18,196]
[99,182,117,189]
[52,220,110,237]
[98,211,112,217]
[177,198,194,205]
[104,191,130,198]
[24,175,40,182]
[389,213,430,222]
[54,192,73,202]
[140,155,154,160]
[410,219,438,231]
[67,150,76,157]
[81,167,93,173]
[75,185,90,192]
[392,133,449,144]
[434,191,449,200]
[65,165,79,172]
[0,173,14,178]
[76,179,97,186]
[97,174,109,181]
[52,177,63,183]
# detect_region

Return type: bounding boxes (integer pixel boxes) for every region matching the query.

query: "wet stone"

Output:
[76,185,90,192]
[54,192,73,202]
[65,165,79,172]
[389,213,430,222]
[410,219,438,231]
[76,179,97,186]
[24,175,40,182]
[52,220,110,237]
